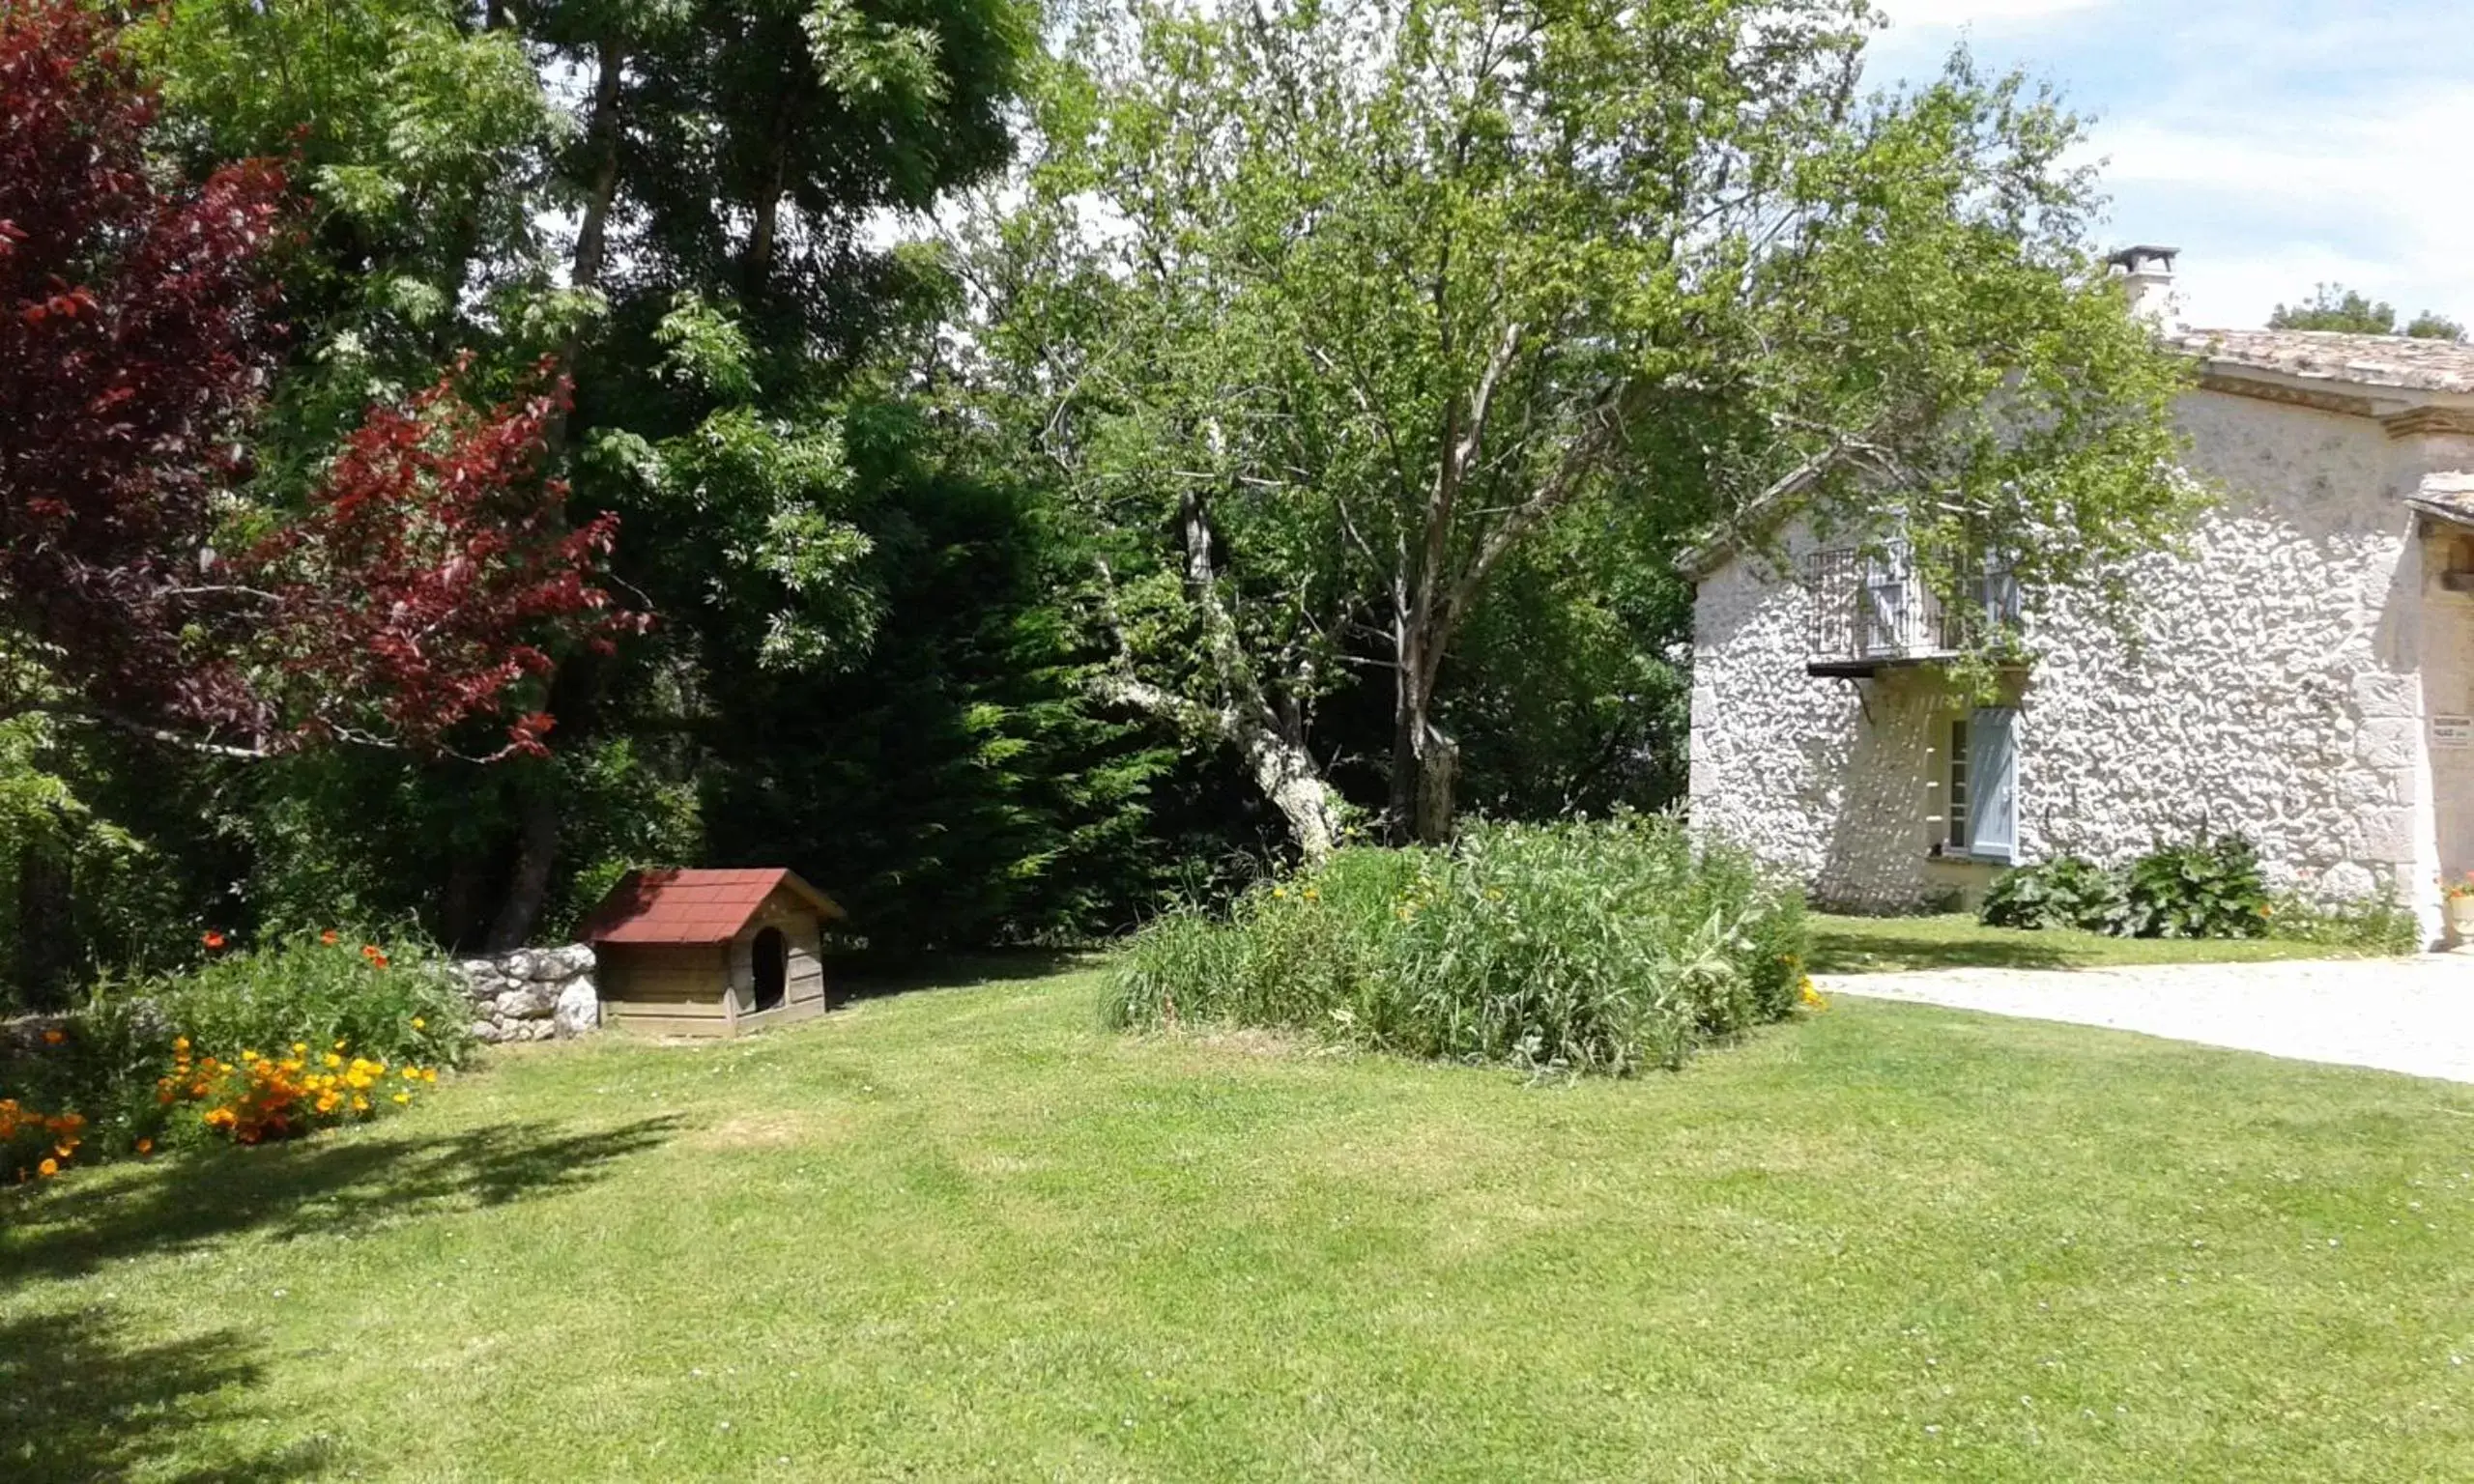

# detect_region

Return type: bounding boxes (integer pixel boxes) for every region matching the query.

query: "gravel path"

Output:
[1820,955,2474,1084]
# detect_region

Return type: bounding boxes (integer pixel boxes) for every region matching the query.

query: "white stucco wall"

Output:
[1690,385,2474,935]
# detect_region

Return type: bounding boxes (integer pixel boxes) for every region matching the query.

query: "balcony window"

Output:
[1803,545,2019,677]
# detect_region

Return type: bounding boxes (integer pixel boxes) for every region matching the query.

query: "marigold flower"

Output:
[41,1028,63,1045]
[203,929,226,950]
[321,930,339,945]
[135,1138,153,1156]
[37,1158,57,1178]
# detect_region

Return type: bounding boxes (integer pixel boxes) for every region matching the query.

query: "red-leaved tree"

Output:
[245,367,639,758]
[0,0,632,758]
[0,0,285,736]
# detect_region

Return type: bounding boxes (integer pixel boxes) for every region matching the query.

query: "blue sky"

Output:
[1865,0,2474,331]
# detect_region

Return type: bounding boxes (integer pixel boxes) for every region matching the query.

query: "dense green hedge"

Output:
[1105,817,1809,1076]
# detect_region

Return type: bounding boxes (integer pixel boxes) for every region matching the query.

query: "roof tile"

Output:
[577,868,846,945]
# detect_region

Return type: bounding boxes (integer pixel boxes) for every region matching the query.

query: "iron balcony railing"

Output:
[1803,547,2019,671]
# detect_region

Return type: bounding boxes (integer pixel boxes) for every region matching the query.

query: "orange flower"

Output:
[135,1139,153,1156]
[321,929,340,945]
[203,929,226,950]
[36,1157,57,1178]
[41,1028,64,1045]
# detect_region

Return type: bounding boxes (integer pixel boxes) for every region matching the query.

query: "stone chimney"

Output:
[2107,244,2183,333]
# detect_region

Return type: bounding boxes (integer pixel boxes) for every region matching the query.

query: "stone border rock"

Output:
[454,944,599,1044]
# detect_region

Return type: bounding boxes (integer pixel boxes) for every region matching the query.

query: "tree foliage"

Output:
[0,0,624,759]
[960,0,2193,851]
[2271,283,2465,341]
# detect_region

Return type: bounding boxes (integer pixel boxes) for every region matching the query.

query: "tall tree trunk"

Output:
[1385,625,1460,847]
[487,32,627,949]
[1088,498,1351,864]
[483,790,560,952]
[569,34,626,303]
[13,825,72,1011]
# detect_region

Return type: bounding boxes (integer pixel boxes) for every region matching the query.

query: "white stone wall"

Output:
[1690,386,2474,936]
[454,944,600,1043]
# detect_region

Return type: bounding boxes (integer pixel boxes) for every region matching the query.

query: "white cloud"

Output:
[2091,85,2474,328]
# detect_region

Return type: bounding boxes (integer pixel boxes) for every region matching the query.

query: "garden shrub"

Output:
[1106,816,1810,1076]
[0,930,468,1181]
[2117,835,2269,940]
[1979,855,2124,932]
[148,930,474,1073]
[1977,836,2392,945]
[2261,895,2423,955]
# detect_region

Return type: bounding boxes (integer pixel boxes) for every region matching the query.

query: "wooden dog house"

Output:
[579,869,844,1038]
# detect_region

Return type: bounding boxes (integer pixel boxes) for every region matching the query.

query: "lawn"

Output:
[7,959,2474,1481]
[1809,912,2407,975]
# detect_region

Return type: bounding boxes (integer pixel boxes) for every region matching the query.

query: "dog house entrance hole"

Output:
[752,927,788,1012]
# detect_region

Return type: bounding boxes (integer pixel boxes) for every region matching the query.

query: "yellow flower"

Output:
[291,1042,307,1055]
[412,1017,426,1031]
[391,1093,411,1106]
[324,1052,342,1069]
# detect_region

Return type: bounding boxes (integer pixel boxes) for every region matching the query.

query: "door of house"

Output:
[1860,547,1912,656]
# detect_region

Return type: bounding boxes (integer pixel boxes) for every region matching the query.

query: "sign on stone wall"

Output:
[2435,716,2474,751]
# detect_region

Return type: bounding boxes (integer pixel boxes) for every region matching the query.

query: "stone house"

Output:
[1685,249,2474,941]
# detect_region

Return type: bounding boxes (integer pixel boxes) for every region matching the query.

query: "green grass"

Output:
[1809,912,2409,975]
[8,957,2474,1480]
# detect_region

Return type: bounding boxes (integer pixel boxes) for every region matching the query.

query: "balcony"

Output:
[1803,547,2019,678]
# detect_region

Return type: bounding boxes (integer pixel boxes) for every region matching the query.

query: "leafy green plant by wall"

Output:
[1105,817,1809,1076]
[1979,855,2124,932]
[2117,836,2270,940]
[1983,837,2297,942]
[2260,895,2423,955]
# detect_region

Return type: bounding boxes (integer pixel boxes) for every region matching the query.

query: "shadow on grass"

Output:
[0,1115,682,1284]
[0,1306,331,1483]
[833,947,1100,1005]
[1806,926,2081,976]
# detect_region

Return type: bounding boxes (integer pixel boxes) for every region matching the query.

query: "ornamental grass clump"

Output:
[1107,817,1808,1075]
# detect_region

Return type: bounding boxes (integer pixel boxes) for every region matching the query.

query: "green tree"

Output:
[2270,284,2464,340]
[965,0,2193,852]
[132,0,1041,947]
[2405,310,2468,343]
[2270,285,2400,335]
